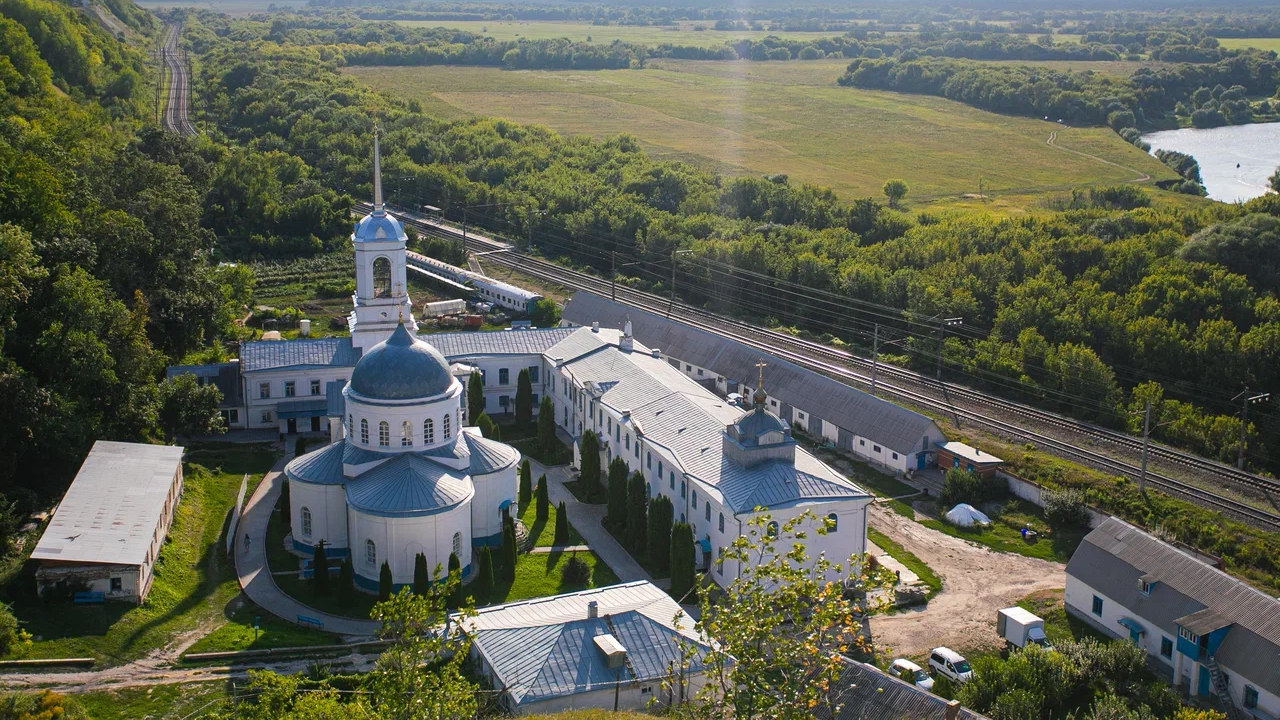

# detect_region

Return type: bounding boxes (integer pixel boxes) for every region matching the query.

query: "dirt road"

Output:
[868,502,1066,659]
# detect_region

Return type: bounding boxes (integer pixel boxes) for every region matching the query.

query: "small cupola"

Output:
[722,360,795,468]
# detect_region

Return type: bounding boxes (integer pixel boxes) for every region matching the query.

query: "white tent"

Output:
[946,503,991,527]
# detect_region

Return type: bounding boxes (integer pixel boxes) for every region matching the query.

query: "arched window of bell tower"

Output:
[373,256,392,298]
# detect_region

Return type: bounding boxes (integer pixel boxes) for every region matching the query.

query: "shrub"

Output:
[294,436,307,456]
[939,468,1004,508]
[990,688,1044,720]
[1043,489,1091,528]
[561,553,591,586]
[0,603,30,656]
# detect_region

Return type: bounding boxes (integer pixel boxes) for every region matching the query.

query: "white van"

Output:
[928,647,974,684]
[888,658,934,691]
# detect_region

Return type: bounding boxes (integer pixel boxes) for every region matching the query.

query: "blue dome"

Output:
[354,210,406,243]
[732,408,790,447]
[350,322,454,400]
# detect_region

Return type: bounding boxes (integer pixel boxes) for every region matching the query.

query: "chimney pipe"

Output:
[945,700,961,720]
[592,321,599,333]
[587,601,598,619]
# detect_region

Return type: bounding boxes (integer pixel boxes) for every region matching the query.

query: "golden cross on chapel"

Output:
[754,359,768,390]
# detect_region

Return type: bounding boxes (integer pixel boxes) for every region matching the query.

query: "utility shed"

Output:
[935,442,1003,478]
[31,441,185,604]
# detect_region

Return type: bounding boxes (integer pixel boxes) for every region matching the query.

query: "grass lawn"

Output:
[0,443,278,665]
[472,550,620,607]
[1017,588,1109,646]
[74,682,230,720]
[1219,37,1280,53]
[917,498,1085,563]
[512,436,573,466]
[867,527,942,598]
[519,498,584,547]
[184,604,337,654]
[346,59,1178,211]
[388,18,847,48]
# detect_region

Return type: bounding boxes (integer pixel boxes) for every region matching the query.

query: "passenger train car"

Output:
[407,251,544,314]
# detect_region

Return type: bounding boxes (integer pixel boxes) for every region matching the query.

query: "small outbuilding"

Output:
[945,503,991,528]
[935,442,1003,478]
[30,441,185,603]
[459,581,717,715]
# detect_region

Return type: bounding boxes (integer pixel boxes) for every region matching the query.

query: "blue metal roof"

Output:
[326,380,346,418]
[345,455,472,517]
[241,338,360,373]
[473,610,711,706]
[350,322,455,400]
[353,210,406,243]
[285,441,348,486]
[464,432,521,475]
[276,398,329,419]
[731,407,789,446]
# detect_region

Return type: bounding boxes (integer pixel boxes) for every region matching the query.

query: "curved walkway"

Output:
[235,451,382,637]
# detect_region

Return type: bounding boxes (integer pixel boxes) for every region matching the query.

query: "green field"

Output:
[347,58,1176,211]
[1219,37,1280,53]
[133,0,302,14]
[391,19,847,48]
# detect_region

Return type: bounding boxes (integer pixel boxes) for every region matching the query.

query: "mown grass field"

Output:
[1218,37,1280,53]
[347,58,1177,211]
[391,19,848,48]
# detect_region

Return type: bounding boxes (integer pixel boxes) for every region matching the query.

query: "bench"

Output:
[296,615,324,630]
[73,592,105,604]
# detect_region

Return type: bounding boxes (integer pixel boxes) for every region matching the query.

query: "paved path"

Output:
[528,545,591,554]
[527,458,653,584]
[235,452,382,637]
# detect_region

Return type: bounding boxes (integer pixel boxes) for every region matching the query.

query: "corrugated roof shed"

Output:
[561,292,942,455]
[240,337,361,373]
[817,659,989,720]
[460,581,713,707]
[31,442,184,567]
[1067,517,1280,696]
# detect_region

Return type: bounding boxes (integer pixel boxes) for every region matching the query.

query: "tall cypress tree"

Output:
[515,368,533,426]
[669,522,696,602]
[312,540,330,595]
[501,516,518,582]
[338,555,355,607]
[477,412,500,440]
[378,560,393,602]
[447,552,462,606]
[627,471,648,556]
[476,546,494,596]
[579,430,601,498]
[537,396,556,455]
[519,459,533,508]
[648,495,674,574]
[554,501,569,546]
[606,457,629,530]
[535,474,549,521]
[467,371,485,424]
[279,481,291,529]
[413,552,429,595]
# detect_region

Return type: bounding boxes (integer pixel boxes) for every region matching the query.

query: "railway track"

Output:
[362,201,1280,531]
[160,23,196,136]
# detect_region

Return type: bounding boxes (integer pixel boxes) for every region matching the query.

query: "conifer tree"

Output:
[476,412,500,440]
[537,396,556,454]
[579,430,602,498]
[606,457,629,529]
[535,474,549,521]
[648,494,674,574]
[447,552,461,606]
[515,368,533,426]
[378,560,393,601]
[519,459,533,508]
[501,517,518,582]
[312,540,330,595]
[338,555,355,606]
[467,371,485,424]
[413,552,429,596]
[279,481,291,529]
[669,522,696,602]
[554,501,569,545]
[627,471,648,555]
[476,546,493,596]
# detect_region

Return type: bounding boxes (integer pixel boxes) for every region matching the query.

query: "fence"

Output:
[225,473,250,554]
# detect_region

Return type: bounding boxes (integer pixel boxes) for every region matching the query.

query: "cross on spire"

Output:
[754,359,768,390]
[372,123,384,214]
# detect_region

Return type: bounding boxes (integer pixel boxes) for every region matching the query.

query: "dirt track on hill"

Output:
[867,502,1066,660]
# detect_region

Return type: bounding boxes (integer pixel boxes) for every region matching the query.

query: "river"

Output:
[1142,122,1280,203]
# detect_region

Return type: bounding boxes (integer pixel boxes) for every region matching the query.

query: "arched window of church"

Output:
[372,256,392,298]
[442,414,451,439]
[366,539,377,567]
[360,418,369,445]
[401,421,413,447]
[766,521,779,539]
[452,532,462,558]
[301,507,312,538]
[378,421,390,447]
[826,513,838,532]
[424,418,434,444]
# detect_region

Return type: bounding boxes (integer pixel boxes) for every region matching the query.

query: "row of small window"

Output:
[857,438,899,461]
[350,415,453,447]
[259,379,325,399]
[490,394,538,410]
[299,508,465,566]
[482,367,539,387]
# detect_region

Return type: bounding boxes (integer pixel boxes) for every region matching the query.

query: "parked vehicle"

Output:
[998,607,1052,651]
[888,658,934,691]
[928,647,974,684]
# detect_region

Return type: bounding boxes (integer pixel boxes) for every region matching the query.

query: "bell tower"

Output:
[350,128,417,353]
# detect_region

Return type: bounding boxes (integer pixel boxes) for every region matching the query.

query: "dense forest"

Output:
[179,9,1280,473]
[0,0,252,513]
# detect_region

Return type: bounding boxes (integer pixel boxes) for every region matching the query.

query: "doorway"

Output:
[287,418,297,434]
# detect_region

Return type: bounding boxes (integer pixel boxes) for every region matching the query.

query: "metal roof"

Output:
[561,292,943,454]
[937,442,1002,465]
[350,322,455,400]
[818,658,989,720]
[345,455,473,518]
[276,398,328,419]
[326,380,346,418]
[1068,517,1280,694]
[463,431,521,475]
[31,442,184,567]
[165,362,242,407]
[241,337,360,373]
[460,581,712,707]
[427,327,578,360]
[285,441,348,486]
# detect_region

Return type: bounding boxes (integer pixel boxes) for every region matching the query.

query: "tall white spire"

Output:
[372,127,384,214]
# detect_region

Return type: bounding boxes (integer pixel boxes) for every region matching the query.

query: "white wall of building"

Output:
[343,383,463,453]
[471,464,519,546]
[243,367,352,430]
[461,355,546,423]
[349,501,473,588]
[291,482,350,554]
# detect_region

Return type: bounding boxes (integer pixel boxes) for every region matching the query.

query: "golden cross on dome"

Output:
[394,281,404,322]
[754,359,768,390]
